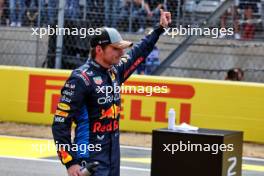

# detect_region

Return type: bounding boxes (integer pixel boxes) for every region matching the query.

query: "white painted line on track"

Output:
[0,135,151,150]
[243,157,264,163]
[120,166,150,172]
[121,145,151,151]
[1,135,264,163]
[0,156,150,172]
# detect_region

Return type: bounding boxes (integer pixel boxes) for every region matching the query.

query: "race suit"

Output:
[52,26,164,176]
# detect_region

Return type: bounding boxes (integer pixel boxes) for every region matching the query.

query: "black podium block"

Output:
[151,128,243,176]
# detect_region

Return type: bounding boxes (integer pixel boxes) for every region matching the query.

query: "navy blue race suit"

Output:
[52,26,164,176]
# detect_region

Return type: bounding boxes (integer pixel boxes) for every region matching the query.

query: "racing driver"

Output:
[52,9,171,176]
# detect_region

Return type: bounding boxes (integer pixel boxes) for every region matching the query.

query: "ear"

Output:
[95,45,103,54]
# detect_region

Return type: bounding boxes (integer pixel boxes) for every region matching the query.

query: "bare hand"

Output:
[159,9,172,28]
[67,164,83,176]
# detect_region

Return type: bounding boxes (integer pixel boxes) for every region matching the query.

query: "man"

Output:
[52,9,171,176]
[220,0,240,39]
[225,68,244,81]
[9,0,26,27]
[145,0,165,27]
[104,0,121,27]
[118,0,154,32]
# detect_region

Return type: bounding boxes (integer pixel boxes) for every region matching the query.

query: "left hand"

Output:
[159,9,171,28]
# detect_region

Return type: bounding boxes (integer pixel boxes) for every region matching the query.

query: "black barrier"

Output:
[45,20,91,69]
[151,128,243,176]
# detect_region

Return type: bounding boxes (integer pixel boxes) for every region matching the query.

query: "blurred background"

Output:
[0,0,263,82]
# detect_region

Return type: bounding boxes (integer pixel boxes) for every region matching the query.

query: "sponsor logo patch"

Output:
[61,95,72,103]
[62,90,74,96]
[99,104,120,119]
[110,72,116,81]
[58,149,72,164]
[79,74,90,86]
[92,120,119,133]
[93,76,103,85]
[65,83,76,89]
[55,110,69,117]
[58,103,71,111]
[54,116,65,123]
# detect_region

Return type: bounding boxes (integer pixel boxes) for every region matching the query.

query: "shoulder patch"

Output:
[78,71,90,86]
[93,76,103,85]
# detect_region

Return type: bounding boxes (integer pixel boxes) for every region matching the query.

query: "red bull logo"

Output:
[92,104,120,133]
[99,104,120,120]
[93,120,119,133]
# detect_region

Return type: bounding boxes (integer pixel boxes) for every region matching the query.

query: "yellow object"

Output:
[0,66,264,143]
[242,164,264,172]
[58,103,71,111]
[0,136,56,158]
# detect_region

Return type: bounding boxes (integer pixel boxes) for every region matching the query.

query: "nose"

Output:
[119,49,125,57]
[119,49,124,56]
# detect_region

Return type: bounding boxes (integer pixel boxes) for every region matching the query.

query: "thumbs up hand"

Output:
[159,9,172,28]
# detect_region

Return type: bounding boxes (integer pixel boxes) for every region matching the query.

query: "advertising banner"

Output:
[0,66,263,143]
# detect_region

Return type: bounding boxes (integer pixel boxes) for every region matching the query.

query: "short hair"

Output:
[90,44,108,59]
[226,68,244,81]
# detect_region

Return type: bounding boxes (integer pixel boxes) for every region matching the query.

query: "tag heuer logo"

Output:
[93,76,103,85]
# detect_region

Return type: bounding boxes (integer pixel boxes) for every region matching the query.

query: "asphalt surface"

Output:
[0,135,264,176]
[1,147,264,176]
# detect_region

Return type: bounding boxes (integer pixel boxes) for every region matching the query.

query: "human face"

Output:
[97,45,124,67]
